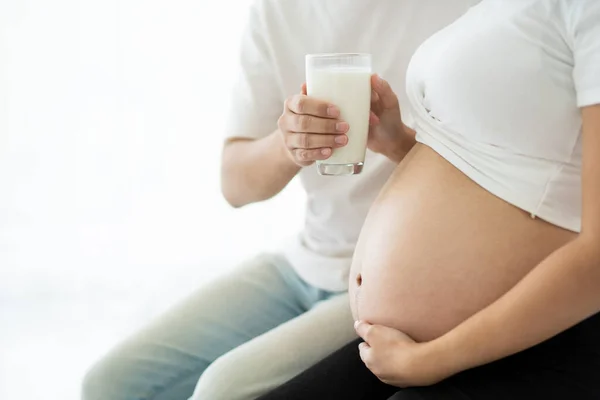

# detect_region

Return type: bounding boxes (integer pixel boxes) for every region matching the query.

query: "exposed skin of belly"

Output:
[350,143,576,342]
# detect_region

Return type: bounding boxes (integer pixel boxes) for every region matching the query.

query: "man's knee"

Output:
[81,358,123,400]
[81,353,151,400]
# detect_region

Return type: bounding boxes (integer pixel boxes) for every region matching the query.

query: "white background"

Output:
[0,1,305,398]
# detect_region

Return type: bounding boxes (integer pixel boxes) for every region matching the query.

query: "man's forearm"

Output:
[221,130,301,207]
[381,125,417,164]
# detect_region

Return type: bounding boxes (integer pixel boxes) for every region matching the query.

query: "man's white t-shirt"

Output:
[226,0,480,291]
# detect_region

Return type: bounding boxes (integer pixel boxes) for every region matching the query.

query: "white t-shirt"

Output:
[226,0,480,291]
[407,0,600,233]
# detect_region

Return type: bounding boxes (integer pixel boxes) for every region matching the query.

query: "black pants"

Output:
[257,313,600,400]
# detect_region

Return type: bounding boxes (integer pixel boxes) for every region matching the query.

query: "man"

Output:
[82,1,479,399]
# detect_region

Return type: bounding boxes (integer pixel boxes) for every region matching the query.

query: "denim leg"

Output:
[191,293,356,400]
[81,253,307,400]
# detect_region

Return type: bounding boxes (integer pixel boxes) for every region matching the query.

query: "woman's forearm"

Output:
[431,235,600,375]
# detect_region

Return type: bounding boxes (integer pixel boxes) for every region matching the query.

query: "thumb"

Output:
[371,74,398,110]
[301,82,307,95]
[355,320,376,343]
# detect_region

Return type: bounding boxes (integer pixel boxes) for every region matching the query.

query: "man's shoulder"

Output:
[250,0,323,24]
[251,0,306,13]
[248,0,329,57]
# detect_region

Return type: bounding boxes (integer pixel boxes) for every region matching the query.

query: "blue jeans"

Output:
[82,253,357,400]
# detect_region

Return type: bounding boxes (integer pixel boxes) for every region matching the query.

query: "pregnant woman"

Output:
[259,0,600,399]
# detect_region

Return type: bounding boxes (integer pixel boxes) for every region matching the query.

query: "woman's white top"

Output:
[408,0,600,232]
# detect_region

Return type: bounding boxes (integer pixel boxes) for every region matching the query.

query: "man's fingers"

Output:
[286,94,339,118]
[291,148,332,163]
[371,89,380,104]
[279,112,348,134]
[287,132,348,149]
[371,74,399,109]
[369,111,380,125]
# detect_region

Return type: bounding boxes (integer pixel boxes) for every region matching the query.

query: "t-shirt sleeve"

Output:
[566,0,600,108]
[224,1,284,140]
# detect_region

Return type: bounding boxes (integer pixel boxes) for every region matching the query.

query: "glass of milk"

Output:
[305,53,372,176]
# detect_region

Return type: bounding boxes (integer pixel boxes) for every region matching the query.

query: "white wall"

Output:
[0,1,305,398]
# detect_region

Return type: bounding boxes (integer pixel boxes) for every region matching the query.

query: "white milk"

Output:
[306,67,371,166]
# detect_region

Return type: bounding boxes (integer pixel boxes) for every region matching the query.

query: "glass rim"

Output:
[305,52,371,60]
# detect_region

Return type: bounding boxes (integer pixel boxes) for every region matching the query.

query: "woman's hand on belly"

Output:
[354,320,452,388]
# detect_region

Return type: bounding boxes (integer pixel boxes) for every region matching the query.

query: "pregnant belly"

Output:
[350,144,576,342]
